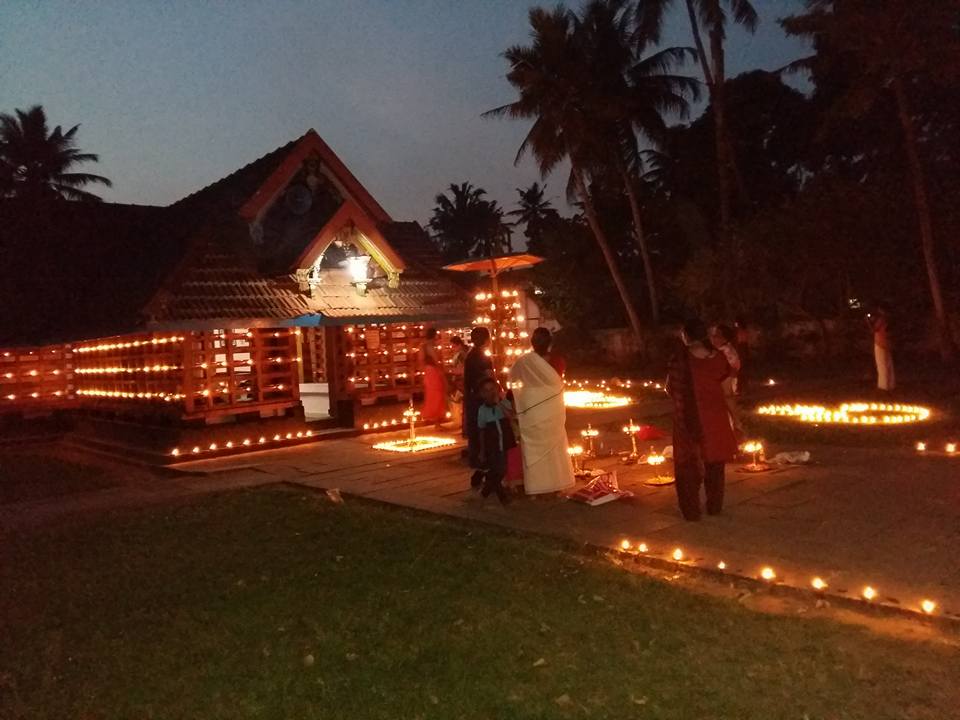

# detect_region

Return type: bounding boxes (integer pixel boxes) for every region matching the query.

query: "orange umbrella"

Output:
[444,253,544,368]
[443,253,544,276]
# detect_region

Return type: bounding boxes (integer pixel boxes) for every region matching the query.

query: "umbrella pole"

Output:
[490,268,501,374]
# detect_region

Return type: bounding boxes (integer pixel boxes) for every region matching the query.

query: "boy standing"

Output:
[476,378,515,505]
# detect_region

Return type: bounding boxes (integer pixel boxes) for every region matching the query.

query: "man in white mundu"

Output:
[509,328,576,495]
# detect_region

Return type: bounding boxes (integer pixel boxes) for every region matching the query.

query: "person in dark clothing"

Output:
[666,319,737,521]
[476,377,515,504]
[463,326,494,475]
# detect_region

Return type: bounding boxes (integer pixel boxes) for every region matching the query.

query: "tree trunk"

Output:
[892,74,955,362]
[620,168,660,324]
[685,0,714,88]
[573,168,644,346]
[685,1,741,316]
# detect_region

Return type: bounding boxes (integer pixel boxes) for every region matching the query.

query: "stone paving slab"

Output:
[3,425,958,620]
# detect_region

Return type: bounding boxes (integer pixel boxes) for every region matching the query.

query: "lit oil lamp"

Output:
[739,440,769,472]
[373,399,456,453]
[567,444,586,475]
[580,424,600,456]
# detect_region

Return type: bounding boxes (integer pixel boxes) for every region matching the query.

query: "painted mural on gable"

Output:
[255,152,345,275]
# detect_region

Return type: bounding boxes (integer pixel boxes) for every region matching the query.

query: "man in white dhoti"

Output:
[509,328,576,495]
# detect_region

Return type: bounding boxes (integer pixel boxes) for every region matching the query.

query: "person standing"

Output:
[476,377,515,505]
[463,326,494,474]
[419,328,447,428]
[867,304,895,391]
[508,328,575,496]
[711,324,743,439]
[666,319,738,521]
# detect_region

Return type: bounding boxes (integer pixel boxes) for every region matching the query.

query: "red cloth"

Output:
[547,353,566,379]
[421,364,448,423]
[506,446,524,483]
[689,351,737,463]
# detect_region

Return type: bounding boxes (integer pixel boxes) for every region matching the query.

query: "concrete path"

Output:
[4,422,958,621]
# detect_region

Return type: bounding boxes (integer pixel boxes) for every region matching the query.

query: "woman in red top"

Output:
[666,319,738,521]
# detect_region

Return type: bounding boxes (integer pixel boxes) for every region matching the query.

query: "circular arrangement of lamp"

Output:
[563,389,633,409]
[757,402,931,426]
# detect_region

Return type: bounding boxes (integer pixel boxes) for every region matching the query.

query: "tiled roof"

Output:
[303,274,470,323]
[148,226,468,327]
[0,134,470,345]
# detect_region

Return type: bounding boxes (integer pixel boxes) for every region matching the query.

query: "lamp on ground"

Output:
[580,424,600,457]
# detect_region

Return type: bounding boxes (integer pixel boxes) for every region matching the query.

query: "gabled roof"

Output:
[239,130,392,225]
[293,199,406,275]
[0,130,469,346]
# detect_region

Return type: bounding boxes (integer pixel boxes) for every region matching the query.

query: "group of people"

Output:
[421,306,893,521]
[427,326,574,505]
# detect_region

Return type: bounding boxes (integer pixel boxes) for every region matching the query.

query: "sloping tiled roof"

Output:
[147,222,468,327]
[169,137,300,217]
[0,199,187,345]
[0,133,470,345]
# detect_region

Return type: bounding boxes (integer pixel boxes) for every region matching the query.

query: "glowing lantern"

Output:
[717,561,727,570]
[862,586,877,601]
[760,567,776,581]
[921,599,937,615]
[619,539,631,552]
[672,548,684,562]
[811,577,827,591]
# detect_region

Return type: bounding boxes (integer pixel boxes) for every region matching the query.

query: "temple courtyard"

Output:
[3,384,960,718]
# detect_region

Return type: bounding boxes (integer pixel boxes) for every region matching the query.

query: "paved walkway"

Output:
[4,417,958,621]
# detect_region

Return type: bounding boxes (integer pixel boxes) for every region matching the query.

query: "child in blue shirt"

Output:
[476,378,516,505]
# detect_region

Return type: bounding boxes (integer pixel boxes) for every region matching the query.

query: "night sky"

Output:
[0,0,808,225]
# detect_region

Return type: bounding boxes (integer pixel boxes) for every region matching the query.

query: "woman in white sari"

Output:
[509,328,575,495]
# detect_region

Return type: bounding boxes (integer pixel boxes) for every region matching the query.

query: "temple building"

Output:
[0,130,472,460]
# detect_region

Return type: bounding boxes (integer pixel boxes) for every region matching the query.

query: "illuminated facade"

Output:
[0,130,471,459]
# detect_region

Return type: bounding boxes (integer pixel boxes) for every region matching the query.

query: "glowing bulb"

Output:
[811,577,827,591]
[620,539,631,551]
[862,586,877,601]
[637,543,648,553]
[170,448,180,457]
[672,548,684,561]
[946,443,957,454]
[921,599,936,615]
[760,567,776,581]
[717,561,726,570]
[915,441,926,452]
[192,446,200,454]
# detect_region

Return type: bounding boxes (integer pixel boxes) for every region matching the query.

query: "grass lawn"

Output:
[2,488,958,719]
[0,451,120,505]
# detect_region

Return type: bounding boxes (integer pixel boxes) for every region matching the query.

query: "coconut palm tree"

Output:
[429,182,510,261]
[0,105,111,201]
[485,5,646,343]
[636,0,757,269]
[577,0,699,324]
[781,0,959,361]
[508,182,558,251]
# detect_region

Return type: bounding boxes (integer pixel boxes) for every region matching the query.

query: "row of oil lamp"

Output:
[915,441,957,455]
[169,428,317,457]
[757,402,931,425]
[615,540,940,617]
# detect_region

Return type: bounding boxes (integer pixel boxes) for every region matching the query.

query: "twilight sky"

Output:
[0,0,808,225]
